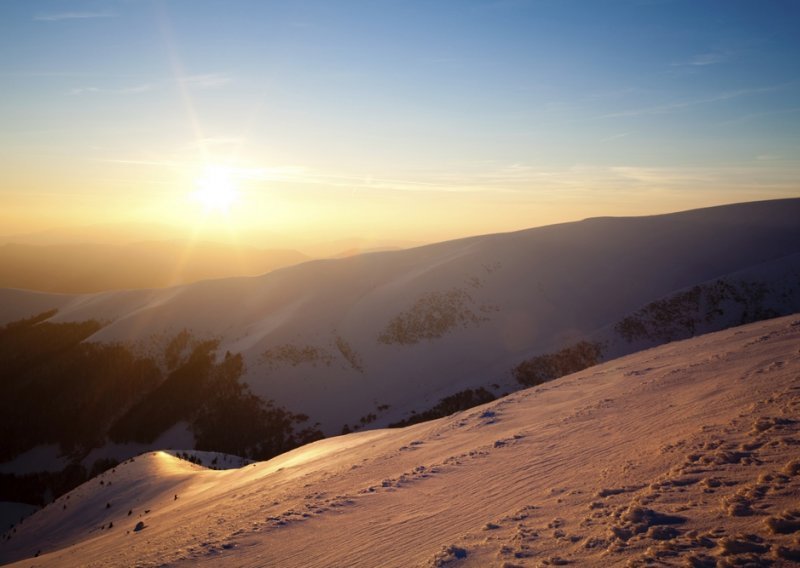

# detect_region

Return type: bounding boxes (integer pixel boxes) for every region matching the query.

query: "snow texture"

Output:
[2,314,800,566]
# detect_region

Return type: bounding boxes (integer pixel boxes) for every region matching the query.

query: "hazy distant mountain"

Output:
[2,314,798,566]
[0,223,420,260]
[0,241,309,293]
[0,222,200,247]
[0,198,798,509]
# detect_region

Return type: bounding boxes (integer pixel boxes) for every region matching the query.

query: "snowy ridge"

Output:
[2,314,799,566]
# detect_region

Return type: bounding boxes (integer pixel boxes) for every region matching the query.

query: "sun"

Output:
[192,166,240,214]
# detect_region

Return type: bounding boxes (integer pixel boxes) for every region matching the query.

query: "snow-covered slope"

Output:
[1,199,798,435]
[2,314,799,567]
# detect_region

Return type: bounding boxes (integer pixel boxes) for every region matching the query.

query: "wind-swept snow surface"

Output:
[3,314,800,567]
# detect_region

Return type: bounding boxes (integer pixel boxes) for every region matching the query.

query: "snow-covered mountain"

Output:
[2,313,799,567]
[2,199,798,436]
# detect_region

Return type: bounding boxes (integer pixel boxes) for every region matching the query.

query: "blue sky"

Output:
[1,0,798,242]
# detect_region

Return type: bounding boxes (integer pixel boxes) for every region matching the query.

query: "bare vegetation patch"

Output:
[513,341,603,387]
[335,335,364,373]
[389,388,496,428]
[261,344,334,369]
[378,288,491,345]
[614,278,796,344]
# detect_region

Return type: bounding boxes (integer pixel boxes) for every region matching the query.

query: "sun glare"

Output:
[192,166,240,214]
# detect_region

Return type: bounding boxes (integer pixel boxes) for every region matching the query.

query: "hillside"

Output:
[1,199,799,430]
[0,199,799,509]
[1,314,799,567]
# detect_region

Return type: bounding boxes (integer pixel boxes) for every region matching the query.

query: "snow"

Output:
[1,199,798,434]
[0,504,38,534]
[162,451,252,471]
[80,422,195,470]
[0,446,69,475]
[2,313,800,566]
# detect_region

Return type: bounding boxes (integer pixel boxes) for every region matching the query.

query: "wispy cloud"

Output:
[600,132,632,142]
[593,85,782,120]
[99,157,470,193]
[118,84,153,94]
[68,87,101,95]
[607,166,717,186]
[94,155,800,199]
[68,84,154,95]
[99,158,185,167]
[717,106,800,126]
[180,73,232,89]
[34,11,115,22]
[672,52,727,67]
[186,137,246,150]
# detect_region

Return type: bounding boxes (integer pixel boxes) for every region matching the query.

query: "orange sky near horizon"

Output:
[3,155,798,249]
[2,1,799,249]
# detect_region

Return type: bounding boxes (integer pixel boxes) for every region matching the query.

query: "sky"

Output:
[1,0,799,247]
